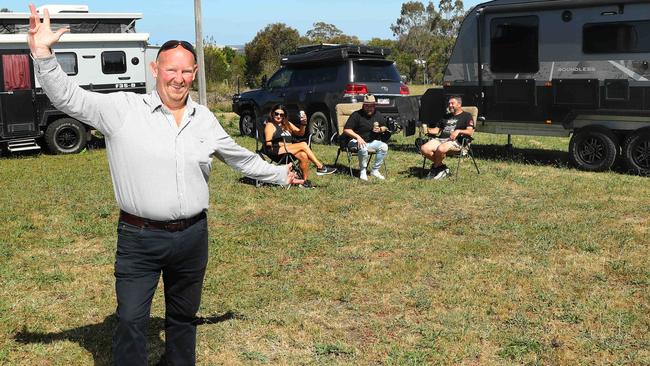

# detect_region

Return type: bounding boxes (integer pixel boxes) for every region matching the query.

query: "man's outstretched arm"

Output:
[27,4,126,136]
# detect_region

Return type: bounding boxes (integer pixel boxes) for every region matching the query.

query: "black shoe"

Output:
[299,180,315,189]
[433,165,450,180]
[425,165,442,180]
[316,165,337,175]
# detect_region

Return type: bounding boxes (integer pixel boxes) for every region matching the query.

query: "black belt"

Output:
[119,210,206,232]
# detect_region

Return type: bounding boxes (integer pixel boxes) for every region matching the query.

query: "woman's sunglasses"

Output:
[274,112,285,117]
[157,40,197,61]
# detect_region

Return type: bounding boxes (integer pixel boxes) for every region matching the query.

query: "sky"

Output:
[4,0,484,46]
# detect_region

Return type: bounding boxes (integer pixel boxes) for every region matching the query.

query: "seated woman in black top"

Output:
[264,104,336,185]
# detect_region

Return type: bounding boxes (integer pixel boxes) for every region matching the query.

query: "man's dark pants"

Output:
[112,217,208,365]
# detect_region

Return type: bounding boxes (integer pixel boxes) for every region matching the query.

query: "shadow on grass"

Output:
[390,141,573,178]
[390,141,568,166]
[14,311,239,365]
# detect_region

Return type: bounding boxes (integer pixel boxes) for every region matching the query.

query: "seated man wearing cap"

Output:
[343,95,389,180]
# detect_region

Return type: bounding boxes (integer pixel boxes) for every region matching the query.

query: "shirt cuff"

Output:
[31,55,58,74]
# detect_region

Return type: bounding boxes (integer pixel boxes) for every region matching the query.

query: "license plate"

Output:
[377,98,390,105]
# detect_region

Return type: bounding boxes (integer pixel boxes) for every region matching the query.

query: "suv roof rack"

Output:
[281,44,391,66]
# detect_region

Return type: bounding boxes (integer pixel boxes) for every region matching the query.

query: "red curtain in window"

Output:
[2,54,32,91]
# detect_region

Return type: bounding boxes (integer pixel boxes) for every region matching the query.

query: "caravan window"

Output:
[55,53,78,76]
[101,51,127,74]
[583,21,650,53]
[2,54,32,91]
[490,16,539,73]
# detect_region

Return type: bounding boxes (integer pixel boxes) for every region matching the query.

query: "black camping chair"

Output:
[333,102,388,178]
[250,116,312,187]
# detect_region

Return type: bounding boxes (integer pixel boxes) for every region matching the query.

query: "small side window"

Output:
[101,51,126,74]
[55,52,78,76]
[583,21,650,53]
[490,16,539,73]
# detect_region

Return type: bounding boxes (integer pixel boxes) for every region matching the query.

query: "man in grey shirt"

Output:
[27,5,302,365]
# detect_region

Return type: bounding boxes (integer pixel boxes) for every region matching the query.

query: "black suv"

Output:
[232,44,410,144]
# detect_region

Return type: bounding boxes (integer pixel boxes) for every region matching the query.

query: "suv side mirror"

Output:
[260,75,268,88]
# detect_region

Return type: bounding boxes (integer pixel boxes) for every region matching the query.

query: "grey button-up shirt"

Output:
[34,56,288,221]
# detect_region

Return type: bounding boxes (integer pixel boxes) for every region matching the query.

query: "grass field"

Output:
[1,115,649,365]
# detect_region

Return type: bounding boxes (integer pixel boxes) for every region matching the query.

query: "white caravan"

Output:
[0,5,149,154]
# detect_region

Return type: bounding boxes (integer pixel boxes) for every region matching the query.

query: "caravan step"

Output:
[7,139,41,152]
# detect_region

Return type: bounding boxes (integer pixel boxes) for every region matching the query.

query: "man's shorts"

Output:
[427,138,462,152]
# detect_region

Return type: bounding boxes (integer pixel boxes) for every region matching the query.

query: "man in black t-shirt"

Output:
[343,95,390,181]
[420,96,475,180]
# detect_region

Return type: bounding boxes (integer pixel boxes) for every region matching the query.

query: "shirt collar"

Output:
[147,89,197,116]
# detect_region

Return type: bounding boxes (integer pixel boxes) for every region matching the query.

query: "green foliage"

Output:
[305,22,360,45]
[391,0,466,84]
[244,23,302,87]
[366,37,396,50]
[203,43,229,84]
[200,37,246,96]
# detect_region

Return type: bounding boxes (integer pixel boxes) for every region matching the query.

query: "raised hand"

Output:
[27,3,69,58]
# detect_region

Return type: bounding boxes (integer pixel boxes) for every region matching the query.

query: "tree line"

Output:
[203,0,466,91]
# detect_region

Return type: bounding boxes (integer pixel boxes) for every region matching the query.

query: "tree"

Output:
[244,23,302,87]
[428,0,465,83]
[203,43,229,87]
[391,1,434,65]
[305,22,360,45]
[367,38,412,82]
[367,38,396,50]
[390,0,465,84]
[0,8,11,12]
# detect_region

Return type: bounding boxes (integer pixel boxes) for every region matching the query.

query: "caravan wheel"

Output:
[623,130,650,176]
[45,118,87,154]
[569,128,618,172]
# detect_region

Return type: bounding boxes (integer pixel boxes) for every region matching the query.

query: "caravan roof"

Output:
[0,11,142,20]
[472,0,649,13]
[0,7,143,34]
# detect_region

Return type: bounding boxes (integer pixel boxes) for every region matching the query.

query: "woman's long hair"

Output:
[268,104,291,130]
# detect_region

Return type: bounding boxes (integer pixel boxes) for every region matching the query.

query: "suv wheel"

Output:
[309,111,330,144]
[239,109,256,137]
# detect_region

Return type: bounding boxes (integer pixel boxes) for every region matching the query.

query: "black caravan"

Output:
[420,0,650,174]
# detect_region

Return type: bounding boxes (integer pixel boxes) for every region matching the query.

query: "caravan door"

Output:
[0,50,37,138]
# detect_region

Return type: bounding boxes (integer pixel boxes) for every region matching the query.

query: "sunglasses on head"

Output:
[274,112,285,117]
[157,40,197,60]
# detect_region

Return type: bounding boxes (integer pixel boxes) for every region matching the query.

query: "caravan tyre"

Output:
[239,109,256,137]
[45,118,87,154]
[309,111,330,144]
[623,130,650,176]
[569,129,618,172]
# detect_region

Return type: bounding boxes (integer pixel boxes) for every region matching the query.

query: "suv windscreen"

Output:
[289,64,340,87]
[353,61,400,82]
